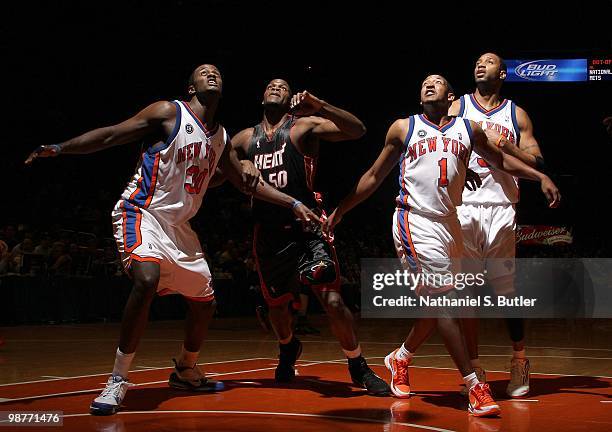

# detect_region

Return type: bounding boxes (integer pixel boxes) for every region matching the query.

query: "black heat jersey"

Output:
[247,116,318,225]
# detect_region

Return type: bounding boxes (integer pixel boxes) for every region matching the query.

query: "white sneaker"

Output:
[460,366,486,397]
[90,375,131,415]
[507,358,530,397]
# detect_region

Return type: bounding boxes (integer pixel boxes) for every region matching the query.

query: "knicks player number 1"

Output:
[438,158,448,187]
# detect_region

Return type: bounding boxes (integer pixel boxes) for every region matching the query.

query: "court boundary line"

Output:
[60,409,457,432]
[0,357,271,387]
[3,356,612,403]
[0,358,348,403]
[362,357,612,379]
[8,338,612,353]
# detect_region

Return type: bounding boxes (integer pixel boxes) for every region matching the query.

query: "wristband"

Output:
[292,200,302,209]
[49,144,63,154]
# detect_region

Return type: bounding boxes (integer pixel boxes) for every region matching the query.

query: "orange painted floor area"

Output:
[1,357,611,432]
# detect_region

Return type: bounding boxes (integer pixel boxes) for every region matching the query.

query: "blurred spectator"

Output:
[34,234,53,257]
[48,241,72,276]
[1,225,18,249]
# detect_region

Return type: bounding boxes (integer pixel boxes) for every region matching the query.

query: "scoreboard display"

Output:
[588,58,612,81]
[506,58,611,82]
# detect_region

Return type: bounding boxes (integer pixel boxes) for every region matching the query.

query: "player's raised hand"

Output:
[464,168,482,191]
[290,91,324,116]
[541,175,561,208]
[322,209,342,238]
[25,144,62,165]
[239,160,262,193]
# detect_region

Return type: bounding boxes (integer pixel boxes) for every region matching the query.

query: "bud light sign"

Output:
[506,59,587,82]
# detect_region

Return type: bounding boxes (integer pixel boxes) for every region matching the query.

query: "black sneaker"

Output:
[275,337,303,382]
[168,359,224,392]
[348,355,391,396]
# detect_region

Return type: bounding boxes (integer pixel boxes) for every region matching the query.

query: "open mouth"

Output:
[425,90,435,96]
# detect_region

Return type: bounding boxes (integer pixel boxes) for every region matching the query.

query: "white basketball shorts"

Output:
[111,200,214,302]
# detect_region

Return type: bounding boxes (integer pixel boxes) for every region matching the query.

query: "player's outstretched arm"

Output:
[472,121,560,208]
[25,101,176,164]
[218,142,319,225]
[291,91,366,142]
[323,118,407,234]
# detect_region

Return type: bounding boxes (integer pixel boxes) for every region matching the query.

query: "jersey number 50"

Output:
[268,171,288,189]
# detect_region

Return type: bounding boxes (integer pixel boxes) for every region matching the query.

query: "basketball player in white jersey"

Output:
[450,53,546,397]
[25,64,320,416]
[324,74,559,416]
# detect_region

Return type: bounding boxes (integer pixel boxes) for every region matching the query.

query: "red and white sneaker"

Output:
[468,383,501,417]
[384,348,411,398]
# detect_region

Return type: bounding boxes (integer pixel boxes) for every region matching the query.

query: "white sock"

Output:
[279,333,293,345]
[463,372,480,390]
[178,345,199,368]
[471,358,482,369]
[342,345,362,359]
[513,349,526,360]
[112,348,135,379]
[395,344,413,362]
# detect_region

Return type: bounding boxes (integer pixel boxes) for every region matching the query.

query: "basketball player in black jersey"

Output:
[230,79,390,395]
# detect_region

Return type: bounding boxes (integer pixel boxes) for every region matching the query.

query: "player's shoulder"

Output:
[386,117,413,141]
[141,100,178,119]
[230,127,256,147]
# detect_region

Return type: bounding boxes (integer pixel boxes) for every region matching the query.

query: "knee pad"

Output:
[299,259,337,285]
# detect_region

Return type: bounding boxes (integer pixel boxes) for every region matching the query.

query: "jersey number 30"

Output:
[185,165,208,194]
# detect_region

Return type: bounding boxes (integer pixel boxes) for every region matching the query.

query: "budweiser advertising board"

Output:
[516,225,573,246]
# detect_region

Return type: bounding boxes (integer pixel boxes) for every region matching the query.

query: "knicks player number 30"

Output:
[184,165,208,194]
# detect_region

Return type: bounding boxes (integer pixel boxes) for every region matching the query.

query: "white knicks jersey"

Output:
[120,100,227,226]
[458,94,521,204]
[396,115,473,217]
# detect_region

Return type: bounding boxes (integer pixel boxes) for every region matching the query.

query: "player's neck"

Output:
[262,109,290,132]
[474,86,503,108]
[422,106,451,126]
[190,94,219,129]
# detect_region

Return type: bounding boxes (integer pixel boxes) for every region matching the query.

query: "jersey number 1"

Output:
[438,158,448,187]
